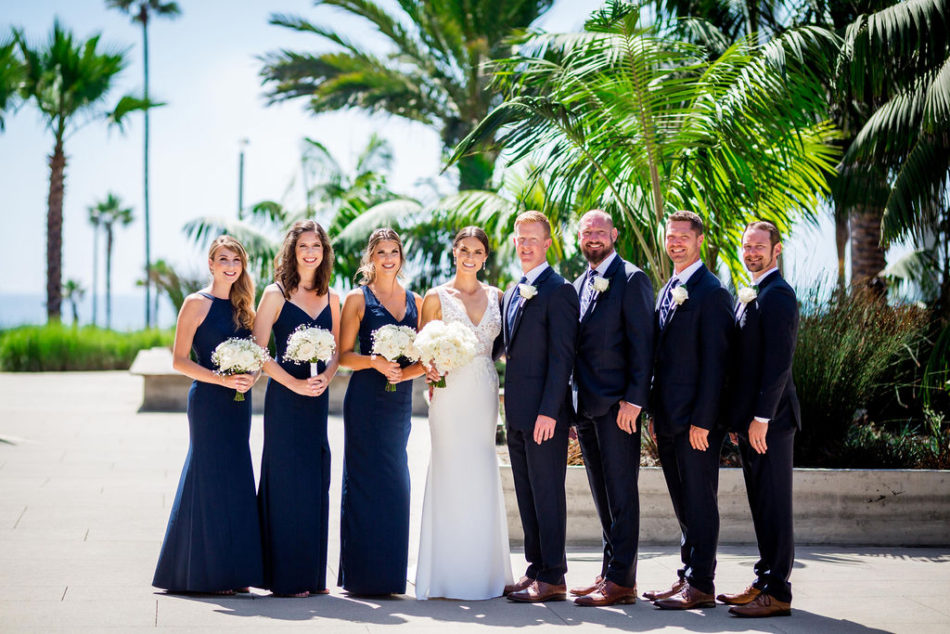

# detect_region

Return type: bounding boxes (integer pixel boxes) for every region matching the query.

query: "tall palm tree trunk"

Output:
[141,9,152,328]
[46,136,66,322]
[850,205,886,288]
[91,225,99,326]
[106,227,114,329]
[835,212,849,290]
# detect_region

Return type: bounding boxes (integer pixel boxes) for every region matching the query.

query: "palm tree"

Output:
[141,259,203,314]
[0,37,22,130]
[451,1,840,287]
[62,279,86,325]
[106,0,181,328]
[839,0,949,301]
[259,0,555,191]
[90,193,135,329]
[87,204,102,326]
[14,21,145,322]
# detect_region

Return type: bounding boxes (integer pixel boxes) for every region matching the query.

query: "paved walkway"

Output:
[1,371,948,633]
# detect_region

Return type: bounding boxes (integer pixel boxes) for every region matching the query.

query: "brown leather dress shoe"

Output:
[570,575,604,597]
[717,584,761,605]
[574,581,637,606]
[503,575,533,597]
[507,580,568,603]
[729,593,791,617]
[653,582,716,610]
[642,578,685,601]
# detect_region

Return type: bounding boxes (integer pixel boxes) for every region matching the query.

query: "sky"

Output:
[0,0,843,329]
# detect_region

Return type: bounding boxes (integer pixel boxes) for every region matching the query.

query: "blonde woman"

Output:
[153,236,263,595]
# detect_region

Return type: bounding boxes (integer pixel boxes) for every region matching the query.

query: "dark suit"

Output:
[728,270,799,603]
[650,262,732,595]
[572,255,654,587]
[502,266,579,585]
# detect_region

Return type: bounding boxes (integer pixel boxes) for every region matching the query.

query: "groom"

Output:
[570,210,654,606]
[501,211,579,603]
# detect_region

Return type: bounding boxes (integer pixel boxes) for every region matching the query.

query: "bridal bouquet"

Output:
[210,337,269,401]
[413,320,479,388]
[284,325,336,377]
[370,324,419,392]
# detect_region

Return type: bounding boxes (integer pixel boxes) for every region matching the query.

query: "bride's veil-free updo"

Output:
[453,226,491,256]
[356,228,404,286]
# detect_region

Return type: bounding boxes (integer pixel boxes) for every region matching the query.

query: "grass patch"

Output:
[0,324,173,371]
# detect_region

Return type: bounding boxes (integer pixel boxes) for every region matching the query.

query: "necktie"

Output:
[579,269,598,319]
[506,276,528,336]
[659,278,680,328]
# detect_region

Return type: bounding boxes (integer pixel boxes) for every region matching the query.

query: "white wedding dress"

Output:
[415,286,513,600]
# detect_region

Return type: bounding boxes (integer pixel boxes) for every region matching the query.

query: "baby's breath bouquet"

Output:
[284,325,336,376]
[413,320,479,388]
[210,337,269,401]
[371,324,418,392]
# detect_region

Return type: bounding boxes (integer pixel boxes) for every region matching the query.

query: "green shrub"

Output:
[794,287,931,466]
[0,324,173,371]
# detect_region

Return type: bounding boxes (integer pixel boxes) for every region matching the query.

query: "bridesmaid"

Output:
[153,235,263,594]
[338,228,425,595]
[254,220,340,597]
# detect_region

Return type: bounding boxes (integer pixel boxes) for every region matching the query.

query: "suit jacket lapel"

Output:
[502,286,516,347]
[581,256,622,325]
[509,267,553,345]
[663,263,707,333]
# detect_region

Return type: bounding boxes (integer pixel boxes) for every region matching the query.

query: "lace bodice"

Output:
[436,286,500,358]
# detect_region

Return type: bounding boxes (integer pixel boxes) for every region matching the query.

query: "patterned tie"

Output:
[579,269,598,319]
[506,276,528,336]
[659,278,680,329]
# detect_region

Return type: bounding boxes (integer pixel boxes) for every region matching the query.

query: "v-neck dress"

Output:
[338,285,417,595]
[258,296,333,595]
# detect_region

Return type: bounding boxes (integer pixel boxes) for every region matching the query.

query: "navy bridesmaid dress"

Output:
[153,292,263,592]
[258,296,332,595]
[338,286,417,595]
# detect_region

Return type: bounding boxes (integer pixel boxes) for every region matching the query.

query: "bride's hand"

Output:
[424,365,442,383]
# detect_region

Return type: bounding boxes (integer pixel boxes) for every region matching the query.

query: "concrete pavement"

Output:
[1,371,948,632]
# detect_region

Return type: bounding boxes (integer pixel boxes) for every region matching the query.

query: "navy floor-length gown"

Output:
[153,292,263,592]
[338,286,417,595]
[258,298,332,595]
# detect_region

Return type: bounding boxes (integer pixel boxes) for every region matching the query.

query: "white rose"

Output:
[297,341,316,360]
[518,284,538,300]
[237,350,256,370]
[671,285,689,305]
[738,286,758,305]
[592,276,609,293]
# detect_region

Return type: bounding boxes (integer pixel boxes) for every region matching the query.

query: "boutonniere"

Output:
[737,285,758,305]
[671,285,689,306]
[518,284,538,300]
[592,276,609,293]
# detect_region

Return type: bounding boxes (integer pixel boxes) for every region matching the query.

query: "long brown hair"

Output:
[274,220,334,297]
[453,226,491,255]
[356,228,404,286]
[208,235,255,331]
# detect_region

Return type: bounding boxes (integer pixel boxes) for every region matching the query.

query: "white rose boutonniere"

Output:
[738,286,758,305]
[518,284,538,300]
[671,285,689,306]
[592,276,609,293]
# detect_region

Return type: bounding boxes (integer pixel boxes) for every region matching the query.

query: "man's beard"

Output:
[582,243,614,266]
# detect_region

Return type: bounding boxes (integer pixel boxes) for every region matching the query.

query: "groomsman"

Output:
[719,221,800,618]
[501,211,579,603]
[569,210,654,606]
[646,210,733,610]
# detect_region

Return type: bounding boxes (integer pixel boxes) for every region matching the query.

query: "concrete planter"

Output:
[129,347,429,415]
[499,464,950,547]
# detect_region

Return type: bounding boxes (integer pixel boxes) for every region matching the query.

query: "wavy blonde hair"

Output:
[208,235,255,330]
[356,228,404,286]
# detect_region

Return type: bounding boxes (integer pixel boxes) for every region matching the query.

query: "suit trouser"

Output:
[738,425,795,603]
[656,427,726,595]
[574,403,641,587]
[507,424,569,585]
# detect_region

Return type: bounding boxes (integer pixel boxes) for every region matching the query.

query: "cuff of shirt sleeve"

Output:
[623,401,642,410]
[753,416,770,424]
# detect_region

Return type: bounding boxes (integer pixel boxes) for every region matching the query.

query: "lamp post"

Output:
[238,138,249,218]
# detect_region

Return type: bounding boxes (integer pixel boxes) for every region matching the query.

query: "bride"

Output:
[415,226,513,600]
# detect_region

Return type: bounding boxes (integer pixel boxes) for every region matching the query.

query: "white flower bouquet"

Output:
[284,325,336,377]
[413,320,479,388]
[370,324,419,392]
[210,337,270,401]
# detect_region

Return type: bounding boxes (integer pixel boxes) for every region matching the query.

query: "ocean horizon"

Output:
[0,292,177,331]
